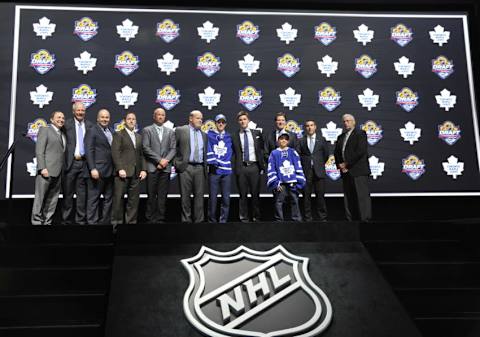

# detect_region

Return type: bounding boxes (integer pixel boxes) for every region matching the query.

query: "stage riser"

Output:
[0,325,103,337]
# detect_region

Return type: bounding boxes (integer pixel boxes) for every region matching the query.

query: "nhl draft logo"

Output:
[238,86,262,111]
[156,85,181,110]
[74,17,98,41]
[236,20,260,44]
[114,51,140,76]
[432,56,454,79]
[396,87,419,112]
[182,245,333,337]
[30,49,55,74]
[391,24,413,47]
[285,120,303,139]
[277,53,301,78]
[314,22,336,45]
[402,154,426,180]
[26,118,48,142]
[71,84,97,108]
[360,120,383,146]
[325,155,341,180]
[438,121,461,145]
[197,52,221,77]
[156,19,180,43]
[355,55,377,79]
[318,87,341,111]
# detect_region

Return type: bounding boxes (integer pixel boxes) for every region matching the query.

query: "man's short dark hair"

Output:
[275,112,287,121]
[237,110,250,120]
[124,111,136,120]
[304,119,316,126]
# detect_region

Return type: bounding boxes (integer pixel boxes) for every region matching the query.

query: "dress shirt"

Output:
[188,125,204,163]
[155,124,163,143]
[51,124,66,151]
[342,129,353,159]
[74,119,86,157]
[126,127,136,148]
[239,128,257,162]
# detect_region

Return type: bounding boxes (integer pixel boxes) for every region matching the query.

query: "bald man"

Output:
[174,110,208,223]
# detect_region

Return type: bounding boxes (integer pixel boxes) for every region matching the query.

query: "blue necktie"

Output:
[78,123,85,156]
[243,131,249,162]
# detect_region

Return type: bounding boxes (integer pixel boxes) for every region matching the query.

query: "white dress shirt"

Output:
[239,128,257,162]
[126,128,136,148]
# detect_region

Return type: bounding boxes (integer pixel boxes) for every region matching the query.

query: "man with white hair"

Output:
[334,114,372,222]
[174,110,208,223]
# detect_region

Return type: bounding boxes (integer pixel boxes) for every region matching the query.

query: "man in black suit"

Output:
[334,114,372,222]
[264,112,297,162]
[84,109,114,225]
[62,102,94,224]
[231,111,265,222]
[297,120,329,222]
[111,112,147,225]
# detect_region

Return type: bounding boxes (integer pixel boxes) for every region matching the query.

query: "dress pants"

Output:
[86,176,113,224]
[111,176,141,225]
[208,173,231,223]
[31,175,62,225]
[303,170,327,221]
[274,184,302,222]
[178,164,206,223]
[236,163,261,222]
[145,170,170,223]
[62,160,87,224]
[342,174,372,221]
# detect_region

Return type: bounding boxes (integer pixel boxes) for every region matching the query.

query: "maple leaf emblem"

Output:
[157,52,179,75]
[317,55,338,78]
[429,25,450,46]
[74,51,97,74]
[368,155,385,180]
[115,85,138,109]
[279,87,301,110]
[26,158,38,177]
[198,86,221,110]
[399,121,422,145]
[33,17,56,40]
[353,24,374,46]
[321,121,342,144]
[197,21,219,43]
[442,155,464,179]
[30,84,53,108]
[238,54,260,76]
[435,88,457,111]
[394,56,415,78]
[276,22,297,44]
[116,19,139,41]
[358,88,379,111]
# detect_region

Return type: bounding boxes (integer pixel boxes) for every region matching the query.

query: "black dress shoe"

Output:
[305,217,313,222]
[252,218,261,223]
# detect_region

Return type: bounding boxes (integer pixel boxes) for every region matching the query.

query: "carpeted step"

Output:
[414,315,480,337]
[0,323,104,337]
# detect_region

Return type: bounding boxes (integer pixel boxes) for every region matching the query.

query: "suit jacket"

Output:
[64,118,94,171]
[231,128,265,171]
[111,128,146,177]
[84,124,114,178]
[174,125,208,173]
[297,133,329,178]
[263,129,297,161]
[36,125,65,178]
[142,124,176,173]
[334,128,370,177]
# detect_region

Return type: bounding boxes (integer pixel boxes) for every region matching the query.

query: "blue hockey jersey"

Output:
[206,130,233,175]
[267,147,306,190]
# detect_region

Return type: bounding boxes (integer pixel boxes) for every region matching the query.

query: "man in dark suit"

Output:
[31,111,66,225]
[297,120,329,222]
[264,112,297,162]
[62,102,94,224]
[334,114,372,222]
[231,111,265,222]
[174,110,208,223]
[111,112,147,225]
[84,108,114,225]
[142,108,176,223]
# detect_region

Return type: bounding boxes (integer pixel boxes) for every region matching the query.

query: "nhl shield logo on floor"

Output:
[181,245,333,337]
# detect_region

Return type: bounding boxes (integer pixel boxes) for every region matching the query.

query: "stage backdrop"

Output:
[5,4,480,197]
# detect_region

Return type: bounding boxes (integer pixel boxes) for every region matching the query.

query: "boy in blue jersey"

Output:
[207,114,233,223]
[267,132,306,222]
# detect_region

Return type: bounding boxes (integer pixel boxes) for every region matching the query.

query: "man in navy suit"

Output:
[84,109,114,225]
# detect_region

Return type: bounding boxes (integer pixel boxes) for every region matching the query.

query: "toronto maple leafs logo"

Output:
[116,19,138,41]
[369,156,385,180]
[321,122,342,144]
[277,53,300,78]
[399,122,421,145]
[156,19,180,43]
[280,159,295,178]
[156,85,180,110]
[30,84,53,108]
[442,155,464,179]
[26,118,48,142]
[213,140,227,157]
[33,17,56,39]
[314,22,336,45]
[26,157,38,176]
[429,25,450,46]
[115,51,140,76]
[355,54,377,79]
[402,154,426,180]
[277,22,297,44]
[325,155,341,180]
[318,87,341,111]
[353,24,374,45]
[396,87,419,112]
[71,84,97,108]
[197,21,219,43]
[157,52,179,75]
[198,86,221,110]
[436,89,457,111]
[280,87,301,110]
[438,121,461,145]
[74,17,98,41]
[236,20,260,44]
[391,23,413,47]
[197,52,221,77]
[432,56,454,79]
[394,56,415,78]
[238,54,260,76]
[360,120,383,146]
[238,86,262,111]
[74,51,97,74]
[317,55,338,78]
[30,49,55,74]
[115,85,138,109]
[358,88,379,111]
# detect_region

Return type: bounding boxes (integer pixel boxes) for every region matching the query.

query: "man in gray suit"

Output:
[31,111,66,225]
[142,108,176,223]
[174,110,207,223]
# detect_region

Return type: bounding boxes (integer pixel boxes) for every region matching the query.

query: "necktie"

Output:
[157,126,163,143]
[78,122,85,156]
[243,131,249,162]
[309,137,314,154]
[58,130,64,149]
[104,128,112,145]
[193,130,200,163]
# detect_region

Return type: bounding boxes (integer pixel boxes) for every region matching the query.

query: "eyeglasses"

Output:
[216,120,226,124]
